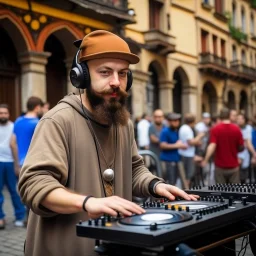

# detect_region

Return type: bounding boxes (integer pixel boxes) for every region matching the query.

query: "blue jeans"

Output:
[0,162,25,220]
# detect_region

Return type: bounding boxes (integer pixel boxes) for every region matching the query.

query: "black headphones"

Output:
[69,40,133,91]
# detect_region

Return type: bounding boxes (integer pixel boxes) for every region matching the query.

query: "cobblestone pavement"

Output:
[0,188,254,256]
[0,188,26,256]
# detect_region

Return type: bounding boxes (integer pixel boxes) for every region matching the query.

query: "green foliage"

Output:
[252,0,256,8]
[229,25,248,42]
[225,11,247,43]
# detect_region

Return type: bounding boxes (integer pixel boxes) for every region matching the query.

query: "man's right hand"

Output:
[84,196,146,219]
[176,140,188,150]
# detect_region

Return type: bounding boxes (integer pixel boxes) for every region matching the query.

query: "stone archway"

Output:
[227,90,236,110]
[173,67,189,115]
[147,61,165,115]
[0,11,31,120]
[202,82,218,115]
[240,90,248,115]
[42,27,80,108]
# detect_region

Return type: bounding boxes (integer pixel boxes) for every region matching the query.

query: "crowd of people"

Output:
[0,97,49,229]
[135,108,256,189]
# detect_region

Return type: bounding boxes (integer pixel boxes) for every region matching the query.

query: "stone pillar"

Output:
[131,70,151,119]
[158,80,174,114]
[18,51,51,112]
[212,96,223,115]
[182,86,198,115]
[235,100,240,111]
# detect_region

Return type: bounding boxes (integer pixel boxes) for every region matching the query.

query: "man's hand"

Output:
[85,196,146,219]
[200,160,207,168]
[14,165,20,177]
[176,140,188,150]
[155,183,198,201]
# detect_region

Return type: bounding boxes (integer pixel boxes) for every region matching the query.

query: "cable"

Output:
[79,89,107,197]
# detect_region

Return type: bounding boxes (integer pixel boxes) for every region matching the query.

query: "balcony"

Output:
[143,29,176,55]
[199,52,228,78]
[68,0,136,25]
[230,60,256,83]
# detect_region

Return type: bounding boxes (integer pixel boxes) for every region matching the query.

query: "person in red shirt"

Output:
[201,108,244,184]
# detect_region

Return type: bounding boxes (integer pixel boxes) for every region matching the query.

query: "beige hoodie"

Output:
[18,93,160,256]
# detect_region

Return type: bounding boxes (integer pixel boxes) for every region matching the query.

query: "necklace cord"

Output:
[79,90,118,197]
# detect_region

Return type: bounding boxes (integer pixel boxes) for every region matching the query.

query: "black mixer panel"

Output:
[186,183,256,202]
[76,198,256,248]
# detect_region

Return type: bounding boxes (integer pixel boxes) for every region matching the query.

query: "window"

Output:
[149,0,163,30]
[232,45,237,60]
[241,7,246,33]
[215,0,224,14]
[250,53,253,67]
[241,50,246,65]
[221,39,226,58]
[232,2,236,26]
[213,35,218,55]
[251,13,255,35]
[201,29,209,53]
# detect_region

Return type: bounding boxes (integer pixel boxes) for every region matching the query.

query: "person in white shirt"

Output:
[179,113,205,187]
[237,113,256,183]
[195,112,211,185]
[137,113,151,149]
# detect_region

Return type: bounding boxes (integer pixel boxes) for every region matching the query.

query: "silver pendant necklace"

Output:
[86,116,117,183]
[79,94,117,196]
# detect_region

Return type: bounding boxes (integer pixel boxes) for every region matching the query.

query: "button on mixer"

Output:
[150,222,158,231]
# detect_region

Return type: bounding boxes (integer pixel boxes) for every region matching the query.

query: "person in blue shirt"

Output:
[14,96,43,167]
[160,113,188,189]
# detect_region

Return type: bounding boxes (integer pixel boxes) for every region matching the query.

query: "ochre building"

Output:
[0,0,256,121]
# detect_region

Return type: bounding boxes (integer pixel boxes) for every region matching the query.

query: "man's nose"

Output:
[109,72,120,88]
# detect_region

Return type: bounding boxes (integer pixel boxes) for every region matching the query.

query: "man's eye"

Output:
[100,71,110,75]
[119,72,127,77]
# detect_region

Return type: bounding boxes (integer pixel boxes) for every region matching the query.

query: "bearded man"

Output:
[18,30,197,256]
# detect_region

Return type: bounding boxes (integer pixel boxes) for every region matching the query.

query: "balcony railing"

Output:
[144,29,176,55]
[84,0,128,11]
[200,52,227,67]
[69,0,135,24]
[230,60,256,78]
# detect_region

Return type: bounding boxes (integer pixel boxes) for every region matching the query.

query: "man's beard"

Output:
[0,118,8,124]
[86,86,130,126]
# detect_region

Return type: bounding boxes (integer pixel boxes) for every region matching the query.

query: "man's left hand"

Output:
[155,183,199,201]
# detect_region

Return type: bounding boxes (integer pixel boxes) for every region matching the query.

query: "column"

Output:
[182,86,198,115]
[212,96,223,114]
[131,70,151,119]
[18,51,51,112]
[158,80,174,113]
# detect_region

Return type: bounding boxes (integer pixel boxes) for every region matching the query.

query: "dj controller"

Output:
[186,183,256,202]
[77,192,256,255]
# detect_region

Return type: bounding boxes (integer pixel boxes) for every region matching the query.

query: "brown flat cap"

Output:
[79,30,140,64]
[167,113,181,121]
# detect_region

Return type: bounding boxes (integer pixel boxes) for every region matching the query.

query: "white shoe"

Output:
[14,220,25,227]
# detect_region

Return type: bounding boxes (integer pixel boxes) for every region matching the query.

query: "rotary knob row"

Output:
[164,204,190,212]
[200,197,225,203]
[196,204,228,215]
[143,201,162,208]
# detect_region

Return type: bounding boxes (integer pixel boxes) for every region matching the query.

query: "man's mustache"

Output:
[101,88,128,98]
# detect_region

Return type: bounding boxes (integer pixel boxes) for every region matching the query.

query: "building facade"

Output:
[127,0,256,119]
[0,0,256,121]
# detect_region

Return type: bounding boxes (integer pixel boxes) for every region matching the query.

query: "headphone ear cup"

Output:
[126,70,133,91]
[70,62,84,89]
[80,62,91,89]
